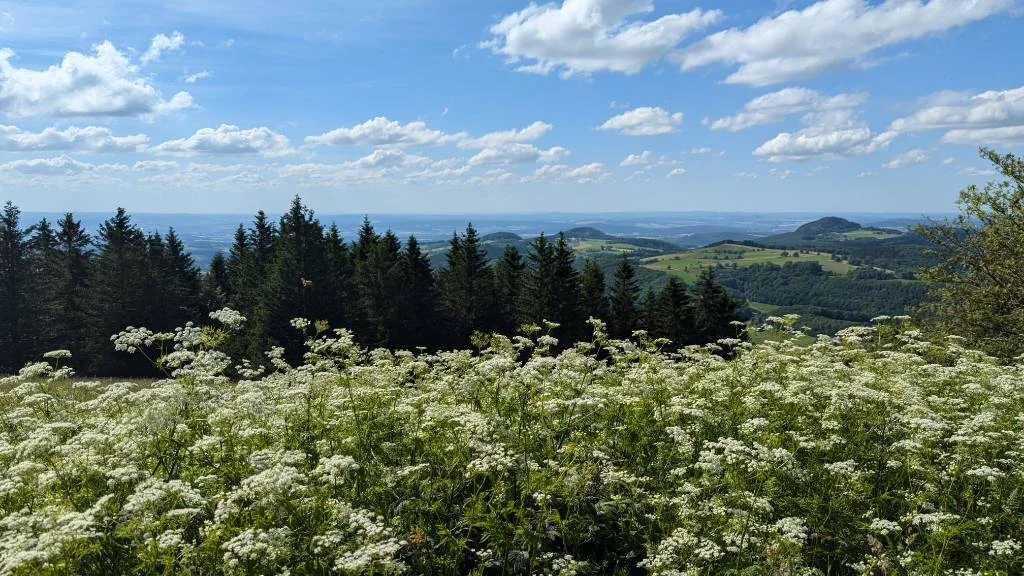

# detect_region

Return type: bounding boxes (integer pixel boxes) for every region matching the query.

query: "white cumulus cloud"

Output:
[468,143,570,166]
[133,160,179,172]
[599,106,682,136]
[883,148,928,168]
[710,87,866,131]
[459,121,552,149]
[667,167,687,177]
[531,162,606,182]
[753,109,897,162]
[0,154,127,175]
[485,0,722,77]
[768,167,796,179]
[677,0,1009,86]
[620,150,652,166]
[0,42,193,118]
[153,124,294,157]
[0,125,147,152]
[140,31,185,65]
[888,86,1024,145]
[305,117,464,148]
[350,148,431,169]
[184,70,210,84]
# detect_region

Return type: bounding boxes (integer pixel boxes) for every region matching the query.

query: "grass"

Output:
[746,301,780,314]
[640,243,857,283]
[834,229,903,240]
[570,239,651,254]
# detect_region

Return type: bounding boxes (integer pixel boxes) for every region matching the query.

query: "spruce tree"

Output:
[0,203,31,372]
[655,277,694,346]
[551,232,583,341]
[372,230,405,347]
[226,224,251,309]
[494,245,526,335]
[637,287,659,336]
[250,210,277,270]
[692,268,743,344]
[351,216,381,341]
[353,226,402,348]
[52,213,93,364]
[322,224,354,331]
[202,252,230,311]
[579,258,608,324]
[86,208,151,375]
[264,197,327,361]
[164,228,202,326]
[26,218,61,355]
[608,255,639,339]
[143,232,169,330]
[395,236,436,350]
[525,233,557,325]
[436,223,498,346]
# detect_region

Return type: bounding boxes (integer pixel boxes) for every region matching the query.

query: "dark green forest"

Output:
[0,198,745,376]
[717,261,931,334]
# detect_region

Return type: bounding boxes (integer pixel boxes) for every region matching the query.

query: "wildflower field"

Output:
[1,313,1022,575]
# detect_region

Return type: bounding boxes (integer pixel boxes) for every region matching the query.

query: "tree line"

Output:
[0,197,744,376]
[716,260,930,332]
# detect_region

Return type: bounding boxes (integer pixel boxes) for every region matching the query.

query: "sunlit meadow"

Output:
[1,312,1022,575]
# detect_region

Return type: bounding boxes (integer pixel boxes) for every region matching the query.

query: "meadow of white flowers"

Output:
[1,312,1022,575]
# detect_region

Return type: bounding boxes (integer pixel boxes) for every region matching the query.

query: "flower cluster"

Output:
[1,314,1022,574]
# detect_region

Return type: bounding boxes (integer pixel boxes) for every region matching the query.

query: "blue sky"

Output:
[0,0,1021,214]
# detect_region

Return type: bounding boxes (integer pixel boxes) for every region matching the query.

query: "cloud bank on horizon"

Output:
[0,0,1021,213]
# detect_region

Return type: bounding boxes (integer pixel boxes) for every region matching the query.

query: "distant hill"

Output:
[793,217,862,236]
[759,217,903,245]
[752,216,933,276]
[563,227,615,240]
[480,232,522,242]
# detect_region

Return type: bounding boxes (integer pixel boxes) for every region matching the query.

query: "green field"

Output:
[571,239,652,254]
[834,229,903,240]
[746,301,780,314]
[641,243,857,282]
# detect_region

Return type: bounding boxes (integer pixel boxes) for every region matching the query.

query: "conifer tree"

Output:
[238,210,278,356]
[264,197,327,361]
[638,287,659,336]
[436,223,498,346]
[25,218,61,355]
[322,224,354,331]
[369,230,404,347]
[608,255,639,339]
[692,268,744,344]
[0,202,32,371]
[202,252,230,311]
[395,236,436,350]
[163,228,202,326]
[226,224,250,309]
[552,233,583,341]
[250,210,277,269]
[143,232,169,330]
[351,216,382,340]
[579,258,608,324]
[654,277,694,346]
[52,213,93,363]
[352,226,403,348]
[525,233,557,325]
[86,208,151,375]
[494,245,526,335]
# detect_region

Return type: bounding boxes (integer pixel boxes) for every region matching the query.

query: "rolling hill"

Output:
[750,217,935,278]
[641,243,858,283]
